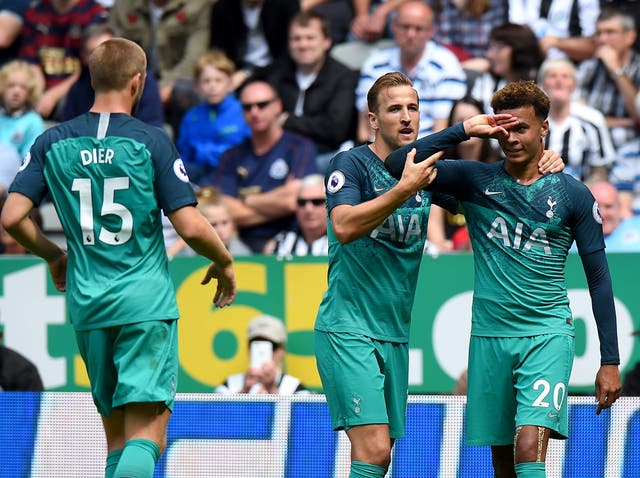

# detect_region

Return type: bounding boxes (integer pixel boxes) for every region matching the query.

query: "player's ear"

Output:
[130,72,142,97]
[541,119,549,139]
[129,80,135,97]
[368,110,378,130]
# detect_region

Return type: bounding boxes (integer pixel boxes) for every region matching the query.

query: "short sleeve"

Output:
[325,151,364,213]
[150,131,197,214]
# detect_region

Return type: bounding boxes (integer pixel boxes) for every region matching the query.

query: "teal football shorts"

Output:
[76,319,178,416]
[465,334,575,446]
[314,330,409,439]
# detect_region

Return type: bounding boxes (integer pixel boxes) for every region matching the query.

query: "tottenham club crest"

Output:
[327,170,345,194]
[545,196,557,218]
[353,394,361,414]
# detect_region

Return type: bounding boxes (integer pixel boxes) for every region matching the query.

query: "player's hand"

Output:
[538,149,565,174]
[201,262,237,308]
[462,114,518,140]
[595,364,622,415]
[399,148,439,192]
[47,251,67,292]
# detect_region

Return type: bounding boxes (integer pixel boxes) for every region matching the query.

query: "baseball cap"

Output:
[247,315,287,345]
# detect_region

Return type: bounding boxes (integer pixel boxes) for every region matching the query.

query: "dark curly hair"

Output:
[490,80,550,119]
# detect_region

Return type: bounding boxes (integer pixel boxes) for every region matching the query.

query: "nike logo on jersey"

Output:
[374,187,386,192]
[484,188,503,196]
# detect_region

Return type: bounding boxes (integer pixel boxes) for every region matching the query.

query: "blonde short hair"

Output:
[194,50,236,79]
[0,60,42,108]
[89,38,146,93]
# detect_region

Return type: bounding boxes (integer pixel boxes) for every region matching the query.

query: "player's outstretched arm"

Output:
[580,249,621,413]
[168,205,236,307]
[386,115,517,179]
[398,148,440,192]
[386,123,469,178]
[333,149,438,244]
[1,192,67,291]
[595,364,622,415]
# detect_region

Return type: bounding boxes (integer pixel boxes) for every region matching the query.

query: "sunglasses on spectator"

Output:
[297,198,326,207]
[241,98,275,111]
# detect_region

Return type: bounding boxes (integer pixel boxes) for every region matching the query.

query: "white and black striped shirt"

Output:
[272,230,328,257]
[470,74,506,114]
[509,0,600,59]
[355,41,468,137]
[577,52,640,149]
[546,102,617,181]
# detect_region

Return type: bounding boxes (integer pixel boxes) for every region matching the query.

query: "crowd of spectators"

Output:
[1,0,640,259]
[0,0,639,399]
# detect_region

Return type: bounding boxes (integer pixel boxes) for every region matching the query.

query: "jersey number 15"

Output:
[72,177,133,246]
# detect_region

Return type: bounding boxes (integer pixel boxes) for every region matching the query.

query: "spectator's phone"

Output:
[250,340,273,369]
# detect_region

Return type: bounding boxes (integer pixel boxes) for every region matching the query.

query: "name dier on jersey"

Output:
[81,148,114,166]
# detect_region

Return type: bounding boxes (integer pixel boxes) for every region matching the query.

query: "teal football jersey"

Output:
[10,112,197,330]
[314,145,431,343]
[432,160,605,337]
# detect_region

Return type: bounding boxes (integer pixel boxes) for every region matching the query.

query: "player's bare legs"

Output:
[102,402,171,477]
[515,425,550,463]
[103,402,171,451]
[103,408,125,452]
[491,445,517,478]
[346,424,394,476]
[492,425,551,477]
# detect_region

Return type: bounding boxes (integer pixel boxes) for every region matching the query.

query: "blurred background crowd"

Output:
[1,0,640,395]
[1,0,640,257]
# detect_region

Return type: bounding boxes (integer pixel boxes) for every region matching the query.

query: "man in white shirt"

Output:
[354,0,466,143]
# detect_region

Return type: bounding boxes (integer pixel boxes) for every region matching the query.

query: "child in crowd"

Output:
[167,186,252,258]
[0,60,45,159]
[0,60,45,192]
[176,50,251,186]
